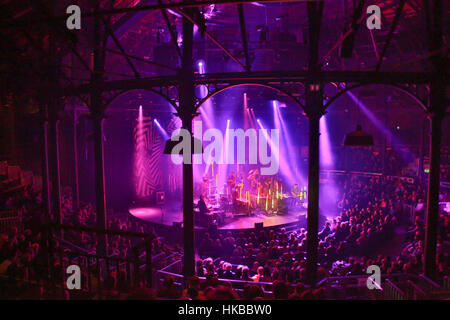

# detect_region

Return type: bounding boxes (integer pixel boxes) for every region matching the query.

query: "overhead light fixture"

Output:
[343,124,374,146]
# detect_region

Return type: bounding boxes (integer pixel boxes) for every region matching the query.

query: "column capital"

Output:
[304,107,326,121]
[425,110,446,121]
[89,107,106,121]
[173,112,200,121]
[304,83,326,120]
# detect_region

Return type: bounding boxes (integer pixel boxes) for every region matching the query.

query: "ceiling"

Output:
[0,0,448,110]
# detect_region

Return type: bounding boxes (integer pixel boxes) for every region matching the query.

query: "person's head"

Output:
[189,275,200,289]
[212,286,238,300]
[273,280,289,299]
[242,267,249,278]
[243,284,263,300]
[257,266,264,275]
[163,275,174,289]
[187,287,199,299]
[295,282,305,295]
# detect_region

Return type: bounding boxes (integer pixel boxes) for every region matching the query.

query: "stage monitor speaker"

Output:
[173,222,182,229]
[254,222,263,230]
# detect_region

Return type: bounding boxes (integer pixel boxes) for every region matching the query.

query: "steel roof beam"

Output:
[60,70,439,96]
[237,4,251,72]
[375,0,406,72]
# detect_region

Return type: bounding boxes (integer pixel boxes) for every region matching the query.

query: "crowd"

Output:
[193,175,449,296]
[333,147,413,176]
[0,168,449,299]
[0,187,177,299]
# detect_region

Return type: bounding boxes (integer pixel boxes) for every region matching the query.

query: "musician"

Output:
[201,173,210,197]
[227,172,236,201]
[291,184,300,197]
[248,169,260,191]
[196,195,211,216]
[236,172,244,199]
[195,195,213,226]
[290,184,300,207]
[196,195,225,226]
[267,176,275,192]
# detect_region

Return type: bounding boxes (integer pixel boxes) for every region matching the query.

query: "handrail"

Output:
[59,247,134,263]
[54,236,93,255]
[159,257,183,272]
[320,272,408,283]
[407,280,427,299]
[0,209,17,217]
[49,223,153,238]
[419,274,441,289]
[385,279,405,297]
[156,269,276,289]
[321,169,383,176]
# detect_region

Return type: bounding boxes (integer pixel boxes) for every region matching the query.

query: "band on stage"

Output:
[194,168,307,227]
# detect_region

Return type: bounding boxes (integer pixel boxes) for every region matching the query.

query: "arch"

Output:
[195,83,305,111]
[324,83,427,112]
[103,88,179,111]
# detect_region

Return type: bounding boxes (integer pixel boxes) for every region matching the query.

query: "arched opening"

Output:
[318,83,429,218]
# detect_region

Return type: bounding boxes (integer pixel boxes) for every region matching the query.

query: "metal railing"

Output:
[42,223,155,296]
[154,261,448,300]
[384,279,405,300]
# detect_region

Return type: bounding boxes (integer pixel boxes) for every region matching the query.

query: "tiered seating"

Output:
[0,161,36,194]
[0,160,37,233]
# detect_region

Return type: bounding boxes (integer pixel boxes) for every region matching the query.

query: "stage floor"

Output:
[129,204,307,230]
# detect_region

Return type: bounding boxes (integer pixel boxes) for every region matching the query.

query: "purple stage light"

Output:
[138,105,143,120]
[197,60,214,129]
[347,91,415,161]
[135,105,147,199]
[153,118,169,139]
[197,60,206,74]
[319,115,334,167]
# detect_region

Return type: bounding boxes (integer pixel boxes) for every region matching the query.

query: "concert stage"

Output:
[129,203,308,231]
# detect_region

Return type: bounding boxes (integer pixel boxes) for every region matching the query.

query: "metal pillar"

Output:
[90,0,108,255]
[304,0,324,287]
[424,80,445,279]
[92,110,108,255]
[72,109,80,212]
[304,85,324,287]
[40,104,51,222]
[47,104,62,225]
[45,17,62,225]
[180,10,196,282]
[423,0,445,280]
